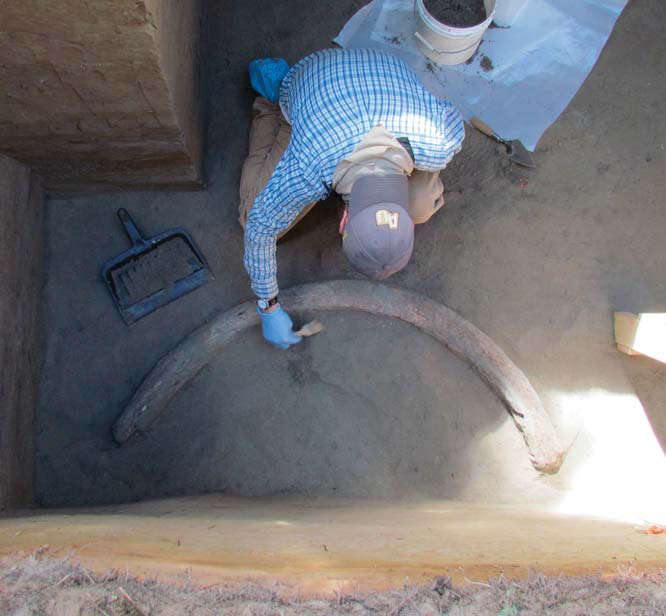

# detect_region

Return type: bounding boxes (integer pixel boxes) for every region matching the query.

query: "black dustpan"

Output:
[102,209,213,324]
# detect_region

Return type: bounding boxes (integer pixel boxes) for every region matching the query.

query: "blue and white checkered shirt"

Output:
[244,48,464,298]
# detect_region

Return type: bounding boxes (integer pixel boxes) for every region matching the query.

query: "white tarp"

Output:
[334,0,628,151]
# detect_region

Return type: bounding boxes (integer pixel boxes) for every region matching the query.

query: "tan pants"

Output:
[238,98,445,237]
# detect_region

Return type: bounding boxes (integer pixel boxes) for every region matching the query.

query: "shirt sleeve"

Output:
[243,146,327,299]
[442,104,465,163]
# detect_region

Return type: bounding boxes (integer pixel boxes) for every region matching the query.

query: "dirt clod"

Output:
[433,575,453,595]
[480,54,494,71]
[424,0,487,27]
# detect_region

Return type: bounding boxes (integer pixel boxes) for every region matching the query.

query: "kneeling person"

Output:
[240,48,464,349]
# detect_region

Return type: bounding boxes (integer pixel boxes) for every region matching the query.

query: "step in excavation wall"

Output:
[0,154,45,510]
[1,496,665,593]
[0,0,204,194]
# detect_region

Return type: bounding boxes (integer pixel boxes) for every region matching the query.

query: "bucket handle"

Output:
[414,30,481,57]
[414,31,437,53]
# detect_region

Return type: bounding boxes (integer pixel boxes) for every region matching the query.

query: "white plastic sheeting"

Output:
[494,0,530,26]
[334,0,628,150]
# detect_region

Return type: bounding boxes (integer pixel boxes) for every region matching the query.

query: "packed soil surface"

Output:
[424,0,487,27]
[2,555,666,615]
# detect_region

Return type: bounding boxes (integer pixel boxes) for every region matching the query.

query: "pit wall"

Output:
[0,0,204,194]
[145,0,205,186]
[1,495,665,593]
[0,154,45,510]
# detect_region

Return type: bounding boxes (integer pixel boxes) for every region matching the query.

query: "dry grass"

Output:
[1,553,666,615]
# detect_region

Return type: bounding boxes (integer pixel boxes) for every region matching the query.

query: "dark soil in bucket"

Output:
[424,0,487,27]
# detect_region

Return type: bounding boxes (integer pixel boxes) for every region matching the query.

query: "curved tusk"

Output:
[112,280,566,474]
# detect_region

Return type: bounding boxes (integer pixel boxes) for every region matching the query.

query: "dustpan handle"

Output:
[117,208,146,246]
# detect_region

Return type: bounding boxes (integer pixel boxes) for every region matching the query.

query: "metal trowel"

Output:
[471,117,536,168]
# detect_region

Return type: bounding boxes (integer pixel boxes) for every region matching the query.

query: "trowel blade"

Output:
[295,320,325,337]
[507,140,536,168]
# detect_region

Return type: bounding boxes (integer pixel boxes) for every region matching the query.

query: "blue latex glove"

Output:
[258,304,302,349]
[248,58,289,103]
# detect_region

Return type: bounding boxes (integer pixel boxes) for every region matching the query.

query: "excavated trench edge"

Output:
[112,280,565,473]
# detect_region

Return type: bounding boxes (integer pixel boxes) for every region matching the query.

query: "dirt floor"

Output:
[35,0,666,527]
[2,554,666,616]
[424,0,487,27]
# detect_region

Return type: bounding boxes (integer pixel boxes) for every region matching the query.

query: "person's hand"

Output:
[258,303,302,349]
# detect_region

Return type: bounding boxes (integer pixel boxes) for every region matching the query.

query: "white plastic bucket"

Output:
[414,0,496,66]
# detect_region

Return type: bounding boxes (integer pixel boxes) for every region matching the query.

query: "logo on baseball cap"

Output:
[342,174,414,280]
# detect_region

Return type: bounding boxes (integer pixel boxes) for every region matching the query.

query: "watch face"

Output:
[258,298,276,310]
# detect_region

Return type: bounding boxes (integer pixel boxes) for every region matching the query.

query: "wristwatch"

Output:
[257,296,279,311]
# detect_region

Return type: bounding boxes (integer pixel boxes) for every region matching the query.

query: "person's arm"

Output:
[441,103,465,165]
[244,147,326,347]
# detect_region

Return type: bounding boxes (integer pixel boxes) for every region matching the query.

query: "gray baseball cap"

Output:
[342,174,414,280]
